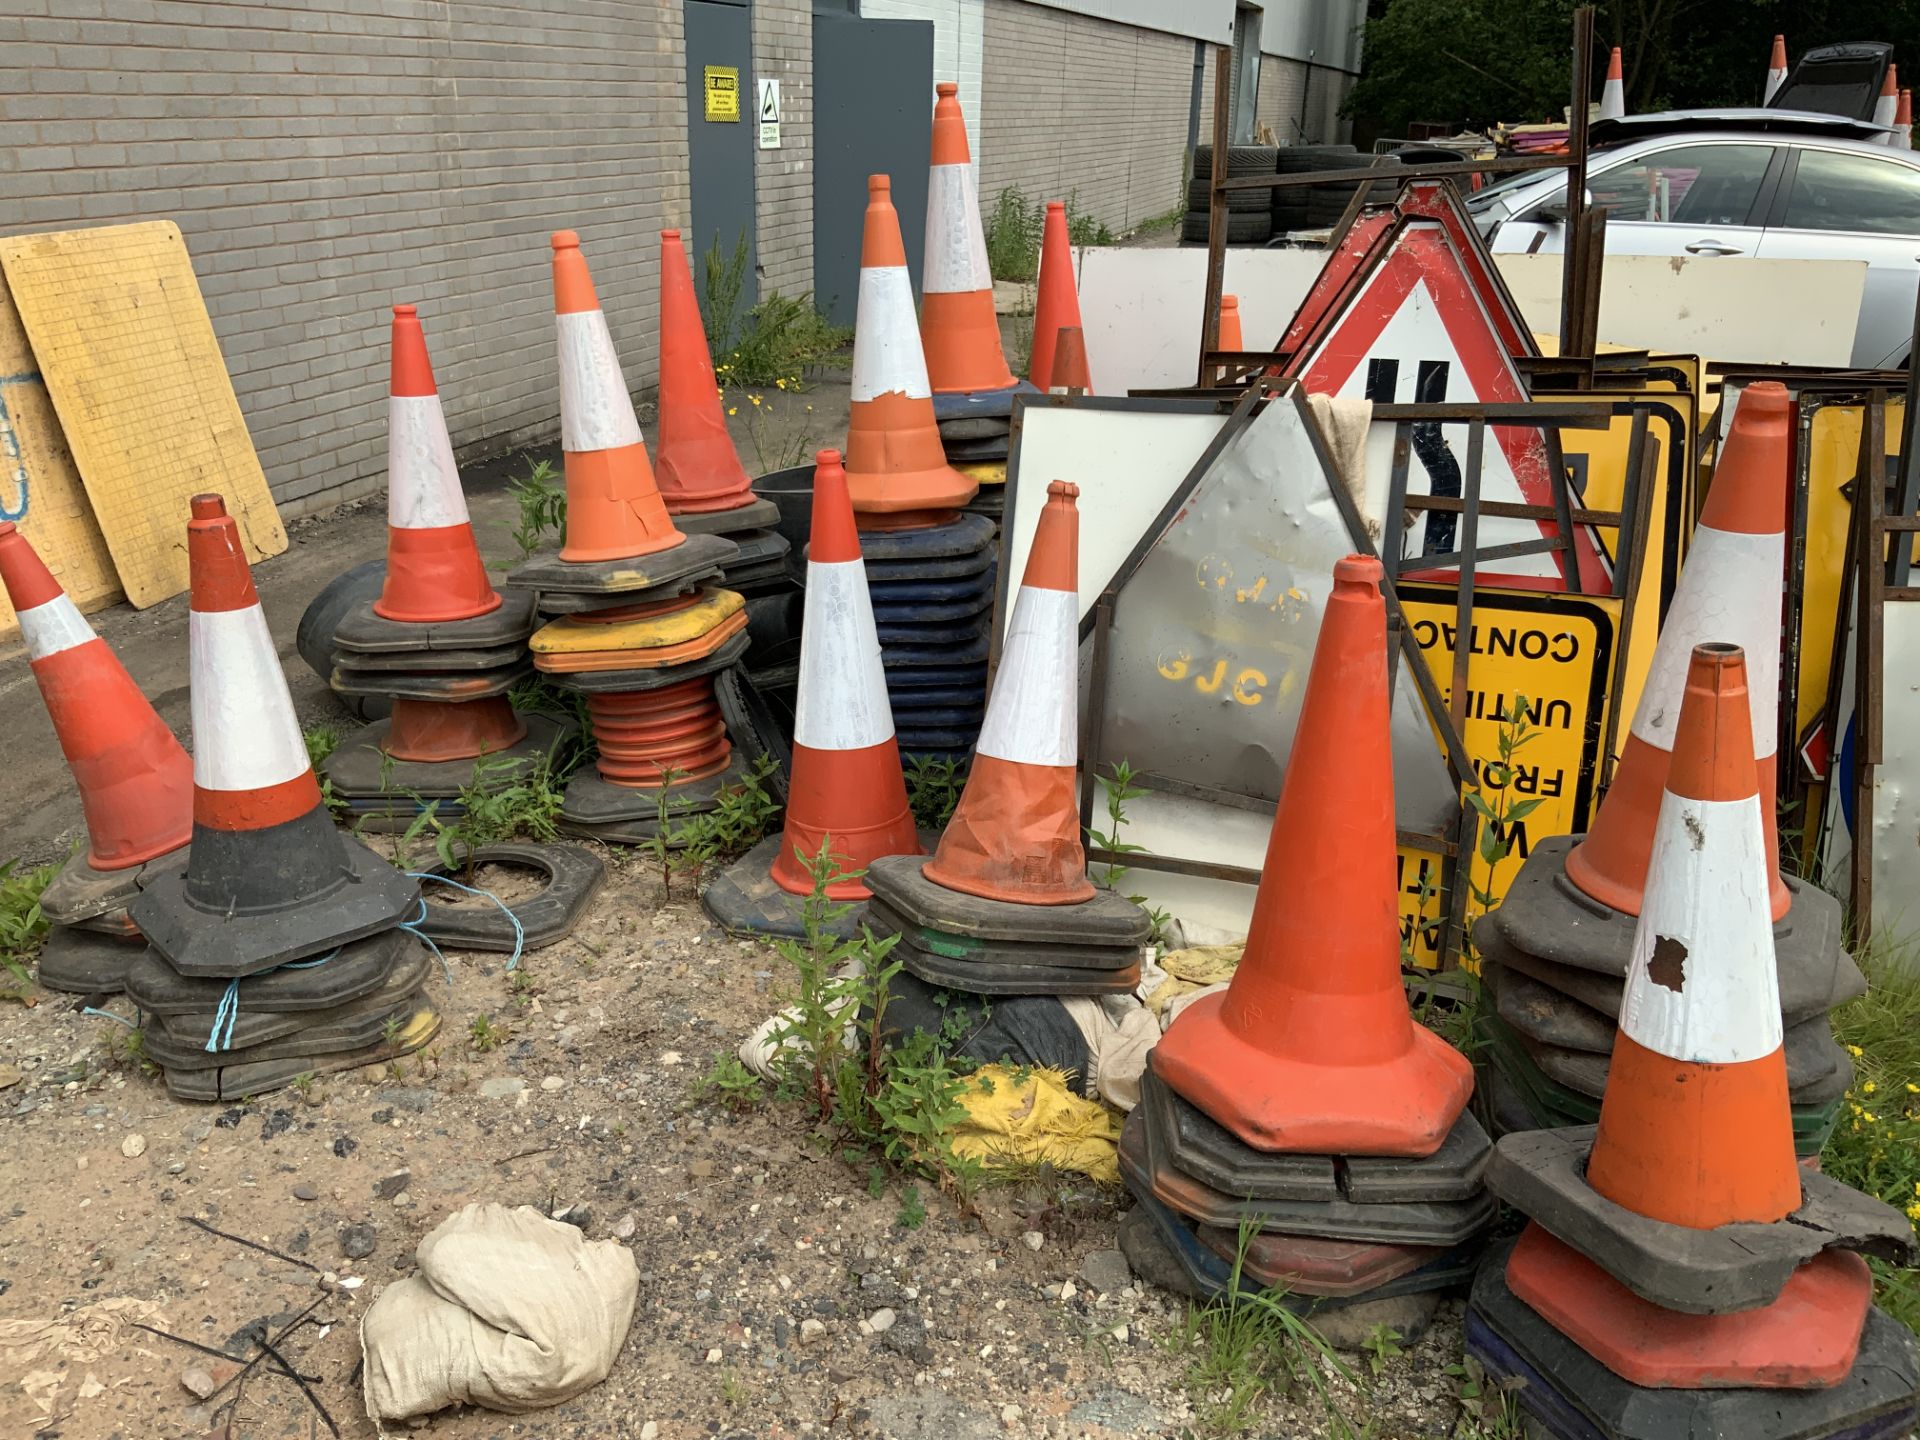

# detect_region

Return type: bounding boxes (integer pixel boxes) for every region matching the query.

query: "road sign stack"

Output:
[858,481,1149,993]
[1477,384,1859,1158]
[126,496,438,1102]
[1472,642,1919,1440]
[1116,556,1493,1327]
[0,522,192,995]
[322,306,567,829]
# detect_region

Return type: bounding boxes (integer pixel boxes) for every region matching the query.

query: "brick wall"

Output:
[1257,58,1355,146]
[0,0,689,519]
[979,0,1192,235]
[752,0,811,299]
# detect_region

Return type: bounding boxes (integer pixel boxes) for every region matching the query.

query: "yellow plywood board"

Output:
[0,222,286,608]
[0,278,120,639]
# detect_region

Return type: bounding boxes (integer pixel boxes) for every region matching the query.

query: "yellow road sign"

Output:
[704,66,741,123]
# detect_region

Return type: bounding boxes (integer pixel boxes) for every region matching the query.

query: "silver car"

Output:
[1471,110,1920,367]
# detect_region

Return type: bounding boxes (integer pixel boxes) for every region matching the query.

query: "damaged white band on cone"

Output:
[17,593,95,662]
[850,266,932,402]
[794,559,894,750]
[387,394,470,529]
[1628,524,1783,756]
[975,586,1077,767]
[189,607,312,793]
[923,164,992,295]
[557,310,644,452]
[1619,791,1783,1063]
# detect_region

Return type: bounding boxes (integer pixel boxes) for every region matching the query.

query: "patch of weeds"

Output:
[1448,1356,1527,1438]
[895,1183,927,1229]
[719,1367,744,1406]
[469,1013,505,1053]
[303,722,344,769]
[1131,203,1185,237]
[506,675,594,767]
[905,755,965,830]
[1361,1322,1403,1377]
[1464,696,1543,924]
[984,186,1112,283]
[109,1024,157,1077]
[507,966,539,1009]
[648,756,782,894]
[509,457,566,560]
[430,754,567,878]
[0,857,57,995]
[703,232,851,389]
[693,1051,763,1112]
[1085,761,1173,941]
[289,1071,316,1098]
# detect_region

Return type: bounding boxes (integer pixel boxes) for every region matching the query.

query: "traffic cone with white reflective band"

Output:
[1028,201,1085,393]
[769,450,921,898]
[551,230,686,562]
[1875,64,1900,137]
[1048,328,1091,396]
[921,84,1016,395]
[1499,643,1875,1390]
[375,305,500,623]
[1898,89,1913,149]
[1599,47,1626,121]
[1151,554,1475,1155]
[1565,380,1791,921]
[845,175,976,525]
[1765,35,1789,104]
[655,228,757,514]
[0,522,192,869]
[1218,294,1244,352]
[923,481,1091,905]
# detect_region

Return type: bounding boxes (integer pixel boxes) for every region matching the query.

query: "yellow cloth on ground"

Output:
[952,1064,1124,1184]
[1144,944,1245,1016]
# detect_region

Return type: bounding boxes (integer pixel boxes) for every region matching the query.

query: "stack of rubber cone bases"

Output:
[652,228,792,597]
[843,172,997,763]
[706,450,923,937]
[125,495,438,1102]
[0,522,192,995]
[1475,644,1919,1439]
[1478,383,1859,1158]
[859,481,1149,994]
[322,305,565,829]
[1116,556,1493,1330]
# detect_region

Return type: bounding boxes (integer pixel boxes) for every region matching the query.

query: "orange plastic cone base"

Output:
[33,646,194,869]
[924,758,1092,905]
[854,509,961,533]
[1505,1223,1870,1389]
[589,698,722,742]
[559,443,687,563]
[655,230,757,514]
[1151,556,1473,1156]
[921,290,1015,395]
[1028,203,1083,391]
[1567,735,1790,920]
[382,697,527,763]
[532,609,749,673]
[375,523,503,623]
[771,738,922,899]
[595,735,733,787]
[845,392,976,518]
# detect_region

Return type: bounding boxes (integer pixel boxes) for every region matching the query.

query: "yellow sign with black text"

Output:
[703,66,740,122]
[1394,585,1618,968]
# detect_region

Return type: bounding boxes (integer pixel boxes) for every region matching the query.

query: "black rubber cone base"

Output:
[505,532,740,595]
[1492,837,1857,1002]
[333,590,537,654]
[131,820,421,979]
[161,1003,441,1103]
[37,925,144,994]
[867,899,1141,972]
[868,570,997,608]
[872,595,995,626]
[541,631,751,693]
[839,513,995,564]
[41,845,189,928]
[148,943,434,1054]
[894,945,1140,997]
[326,641,530,674]
[866,548,993,584]
[534,574,721,616]
[713,666,791,800]
[331,659,530,701]
[321,714,571,801]
[668,497,781,535]
[701,831,937,940]
[125,928,416,1016]
[559,751,752,829]
[929,382,1037,424]
[413,842,606,952]
[144,988,428,1072]
[864,856,1152,946]
[1486,1125,1916,1315]
[882,631,993,667]
[1468,1237,1920,1440]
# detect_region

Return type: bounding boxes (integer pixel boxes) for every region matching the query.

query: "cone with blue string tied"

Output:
[124,495,439,1102]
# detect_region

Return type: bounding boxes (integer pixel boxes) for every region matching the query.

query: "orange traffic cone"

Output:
[1898,89,1914,150]
[1048,327,1091,396]
[1504,642,1872,1389]
[1028,201,1085,392]
[1765,35,1789,104]
[1151,554,1474,1155]
[1875,63,1900,136]
[1566,381,1791,920]
[1218,294,1244,352]
[0,522,192,869]
[374,305,501,624]
[654,228,758,514]
[920,83,1017,395]
[551,230,685,562]
[769,450,922,898]
[1599,47,1626,121]
[923,480,1091,904]
[845,175,976,524]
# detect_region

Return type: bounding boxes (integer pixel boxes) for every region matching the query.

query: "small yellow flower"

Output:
[1907,1082,1918,1094]
[1865,1080,1878,1095]
[727,406,738,416]
[750,394,762,407]
[1847,1044,1865,1057]
[805,405,814,413]
[1908,1201,1920,1223]
[1865,1111,1880,1123]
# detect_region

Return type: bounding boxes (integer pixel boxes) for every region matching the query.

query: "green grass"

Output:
[0,857,57,991]
[983,186,1114,283]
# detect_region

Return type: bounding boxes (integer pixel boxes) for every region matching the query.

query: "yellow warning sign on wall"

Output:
[704,66,741,122]
[1394,585,1619,968]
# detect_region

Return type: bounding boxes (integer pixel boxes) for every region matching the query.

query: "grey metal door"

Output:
[812,11,934,327]
[686,0,757,310]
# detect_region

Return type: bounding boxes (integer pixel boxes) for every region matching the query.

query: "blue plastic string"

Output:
[404,872,525,974]
[84,1006,136,1029]
[203,950,337,1054]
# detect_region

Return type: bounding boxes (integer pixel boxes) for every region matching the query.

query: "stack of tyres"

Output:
[1473,643,1920,1440]
[1180,144,1281,245]
[1116,557,1491,1337]
[0,522,193,996]
[128,496,438,1102]
[1476,384,1857,1160]
[323,306,567,833]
